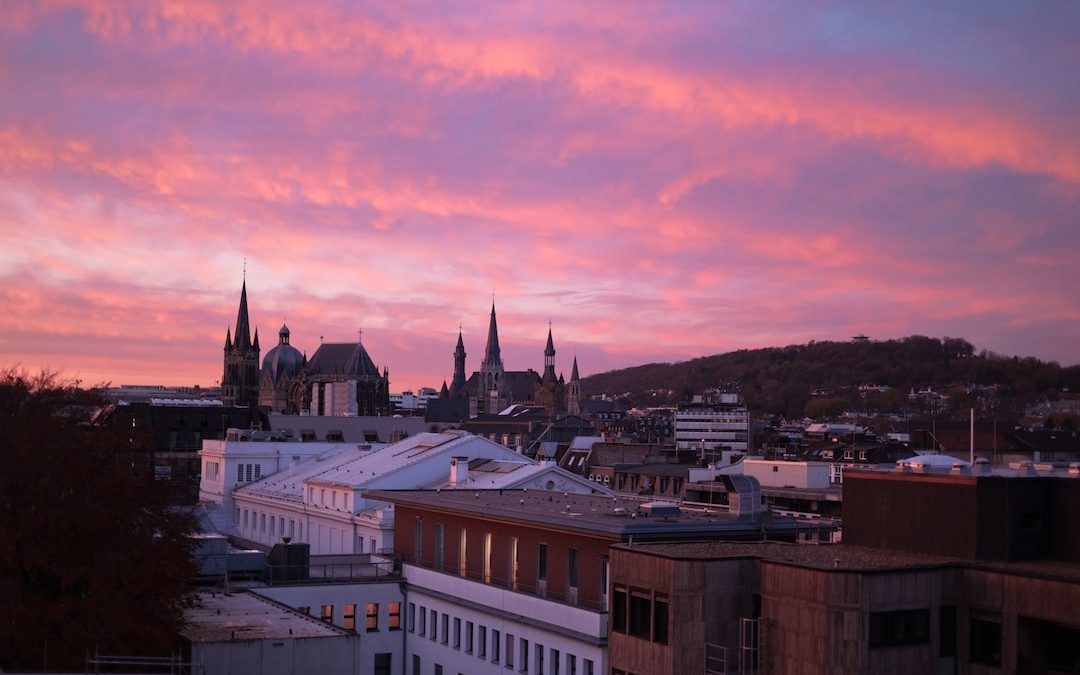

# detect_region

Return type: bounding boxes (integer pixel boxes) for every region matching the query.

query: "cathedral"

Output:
[426,303,581,423]
[220,280,391,416]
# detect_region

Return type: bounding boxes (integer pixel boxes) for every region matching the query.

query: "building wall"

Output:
[190,635,364,675]
[744,460,831,490]
[393,504,613,609]
[251,582,405,674]
[404,570,604,675]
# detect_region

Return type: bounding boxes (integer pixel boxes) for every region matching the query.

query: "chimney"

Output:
[450,456,469,486]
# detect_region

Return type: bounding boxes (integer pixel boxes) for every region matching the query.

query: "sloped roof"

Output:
[307,342,382,381]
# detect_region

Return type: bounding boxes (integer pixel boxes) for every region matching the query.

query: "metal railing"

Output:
[86,651,204,674]
[263,559,400,585]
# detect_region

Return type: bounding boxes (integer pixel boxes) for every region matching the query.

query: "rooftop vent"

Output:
[640,502,681,518]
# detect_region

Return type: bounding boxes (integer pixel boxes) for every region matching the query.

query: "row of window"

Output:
[235,462,262,483]
[297,602,401,632]
[611,586,668,645]
[406,602,594,675]
[307,485,351,511]
[240,508,302,542]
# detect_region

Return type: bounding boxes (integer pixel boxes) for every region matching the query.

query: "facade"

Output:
[305,339,392,417]
[673,392,750,453]
[371,488,799,675]
[608,467,1080,675]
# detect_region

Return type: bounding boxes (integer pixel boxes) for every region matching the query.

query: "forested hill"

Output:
[580,336,1080,418]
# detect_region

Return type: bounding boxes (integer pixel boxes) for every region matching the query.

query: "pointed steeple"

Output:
[252,327,260,351]
[542,324,557,384]
[225,326,232,351]
[451,328,467,391]
[234,280,252,350]
[571,355,580,382]
[482,303,502,368]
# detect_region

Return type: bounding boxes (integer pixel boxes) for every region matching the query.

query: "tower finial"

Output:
[358,328,363,344]
[243,257,246,281]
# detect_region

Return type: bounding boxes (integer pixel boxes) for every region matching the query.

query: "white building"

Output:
[673,393,750,452]
[198,427,376,533]
[230,431,611,555]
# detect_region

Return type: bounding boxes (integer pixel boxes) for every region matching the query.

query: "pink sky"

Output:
[2,1,1078,391]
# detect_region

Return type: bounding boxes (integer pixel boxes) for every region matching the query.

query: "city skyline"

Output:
[2,2,1079,391]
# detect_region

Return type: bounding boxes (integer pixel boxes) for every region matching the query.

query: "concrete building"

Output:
[607,466,1080,675]
[673,392,750,453]
[369,487,800,675]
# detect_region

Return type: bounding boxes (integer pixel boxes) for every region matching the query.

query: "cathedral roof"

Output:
[307,341,383,382]
[233,280,254,350]
[261,329,304,384]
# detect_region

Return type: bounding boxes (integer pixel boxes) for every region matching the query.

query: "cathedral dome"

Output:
[261,324,304,384]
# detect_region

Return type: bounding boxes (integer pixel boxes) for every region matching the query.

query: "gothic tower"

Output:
[222,280,261,408]
[568,355,581,416]
[476,303,508,415]
[541,325,557,385]
[450,329,468,395]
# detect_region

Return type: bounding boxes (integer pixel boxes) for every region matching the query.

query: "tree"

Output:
[0,369,196,671]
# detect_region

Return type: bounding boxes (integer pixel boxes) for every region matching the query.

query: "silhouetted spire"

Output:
[571,355,580,382]
[482,303,502,368]
[542,324,557,384]
[234,280,252,349]
[224,326,232,351]
[252,327,260,351]
[451,329,468,391]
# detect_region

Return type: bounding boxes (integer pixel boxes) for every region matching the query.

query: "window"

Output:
[505,633,514,668]
[243,509,248,529]
[418,605,427,636]
[612,586,628,632]
[492,629,501,663]
[535,643,544,674]
[414,519,423,564]
[270,516,275,535]
[373,653,392,675]
[389,602,401,631]
[772,465,779,473]
[653,594,669,644]
[453,617,461,648]
[567,547,579,602]
[297,606,310,615]
[629,591,652,639]
[253,464,261,479]
[435,524,445,569]
[510,537,520,590]
[970,614,1002,666]
[465,621,474,653]
[441,613,449,644]
[484,532,492,583]
[459,529,468,576]
[408,603,416,632]
[940,606,956,657]
[412,655,420,675]
[869,609,929,648]
[583,659,594,675]
[478,626,487,659]
[567,654,577,675]
[366,603,379,631]
[343,603,356,631]
[434,666,442,675]
[320,604,333,623]
[237,464,244,482]
[550,648,559,675]
[260,513,266,533]
[245,464,253,482]
[537,543,548,594]
[320,488,326,505]
[519,638,529,673]
[430,609,437,641]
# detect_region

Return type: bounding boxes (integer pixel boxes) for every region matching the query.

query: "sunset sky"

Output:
[2,2,1078,391]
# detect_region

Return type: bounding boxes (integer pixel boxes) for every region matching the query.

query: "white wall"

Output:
[404,564,605,675]
[743,460,831,490]
[191,635,364,675]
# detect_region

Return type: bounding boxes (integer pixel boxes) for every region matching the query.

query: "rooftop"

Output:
[182,590,349,642]
[612,541,1080,581]
[367,488,790,538]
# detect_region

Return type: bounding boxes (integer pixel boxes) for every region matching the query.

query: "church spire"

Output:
[571,355,580,382]
[542,323,557,384]
[234,280,253,350]
[482,303,502,368]
[451,328,467,391]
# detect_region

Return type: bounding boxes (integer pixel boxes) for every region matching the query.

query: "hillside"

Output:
[581,336,1080,419]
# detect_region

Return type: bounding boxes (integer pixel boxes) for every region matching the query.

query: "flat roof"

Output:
[611,541,1080,581]
[367,489,791,539]
[182,591,349,642]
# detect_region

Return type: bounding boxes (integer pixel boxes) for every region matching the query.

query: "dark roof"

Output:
[307,342,381,381]
[367,488,795,539]
[616,463,693,477]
